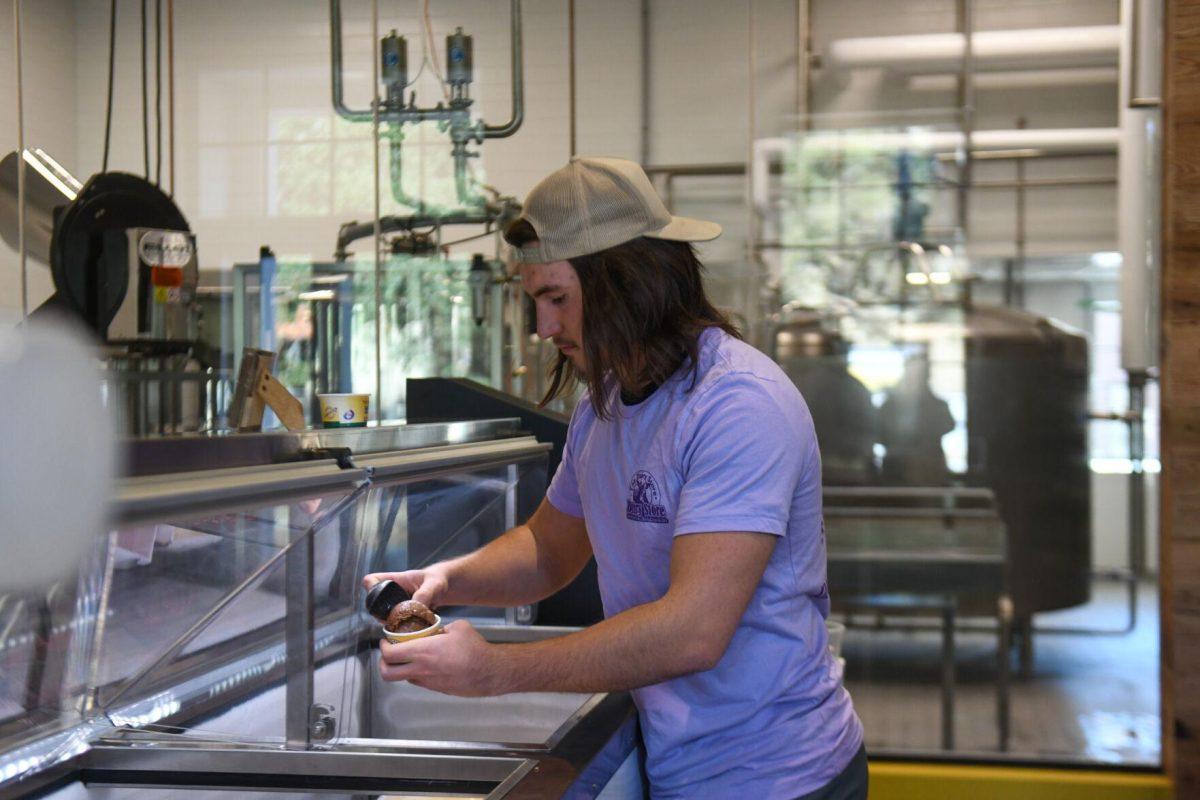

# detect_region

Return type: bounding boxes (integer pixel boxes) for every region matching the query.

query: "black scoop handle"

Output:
[364,579,413,622]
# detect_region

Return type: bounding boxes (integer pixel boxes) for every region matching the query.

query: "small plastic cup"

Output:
[383,614,444,644]
[318,393,369,428]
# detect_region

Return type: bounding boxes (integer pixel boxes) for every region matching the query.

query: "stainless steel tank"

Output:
[962,306,1091,615]
[771,303,1091,618]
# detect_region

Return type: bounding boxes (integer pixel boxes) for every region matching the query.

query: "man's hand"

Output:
[378,620,502,697]
[362,566,450,609]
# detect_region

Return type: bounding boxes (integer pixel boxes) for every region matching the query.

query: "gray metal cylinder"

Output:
[381,30,407,103]
[446,27,474,88]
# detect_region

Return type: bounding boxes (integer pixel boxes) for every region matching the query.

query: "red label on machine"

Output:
[151,266,184,288]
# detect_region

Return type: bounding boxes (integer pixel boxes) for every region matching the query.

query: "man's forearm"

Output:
[488,594,715,694]
[438,524,566,608]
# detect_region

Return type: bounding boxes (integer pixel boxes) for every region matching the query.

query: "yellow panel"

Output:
[869,761,1173,800]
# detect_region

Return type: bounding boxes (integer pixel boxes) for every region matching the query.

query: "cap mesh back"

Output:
[516,156,714,263]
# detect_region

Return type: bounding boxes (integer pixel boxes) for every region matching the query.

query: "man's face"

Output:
[520,259,586,371]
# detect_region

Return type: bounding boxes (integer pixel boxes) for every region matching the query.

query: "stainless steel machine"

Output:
[0,422,637,799]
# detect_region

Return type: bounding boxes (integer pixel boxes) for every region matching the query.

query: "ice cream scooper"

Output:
[364,579,413,623]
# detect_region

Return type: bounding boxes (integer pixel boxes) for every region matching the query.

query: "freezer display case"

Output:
[0,422,638,800]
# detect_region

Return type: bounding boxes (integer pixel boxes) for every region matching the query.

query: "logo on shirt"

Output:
[626,470,669,524]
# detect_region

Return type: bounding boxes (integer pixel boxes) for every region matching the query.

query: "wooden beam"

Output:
[1164,0,1200,793]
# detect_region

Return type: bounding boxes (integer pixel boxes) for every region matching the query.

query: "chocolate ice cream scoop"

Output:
[385,599,438,633]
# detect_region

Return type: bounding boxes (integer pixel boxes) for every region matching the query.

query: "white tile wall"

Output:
[0,0,77,316]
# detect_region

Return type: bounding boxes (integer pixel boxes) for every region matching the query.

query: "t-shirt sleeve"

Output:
[545,399,587,519]
[673,374,811,537]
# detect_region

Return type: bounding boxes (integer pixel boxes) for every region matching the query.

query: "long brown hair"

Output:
[505,219,741,420]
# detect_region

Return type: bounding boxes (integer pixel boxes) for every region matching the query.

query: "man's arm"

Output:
[363,498,592,609]
[379,530,778,696]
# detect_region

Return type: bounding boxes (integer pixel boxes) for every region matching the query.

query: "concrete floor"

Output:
[842,579,1160,765]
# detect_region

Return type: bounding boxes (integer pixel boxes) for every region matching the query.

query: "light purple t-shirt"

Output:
[546,327,863,798]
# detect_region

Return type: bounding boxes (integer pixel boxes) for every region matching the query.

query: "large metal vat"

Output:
[772,302,1091,619]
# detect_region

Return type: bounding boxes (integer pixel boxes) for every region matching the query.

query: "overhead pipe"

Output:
[957,0,974,245]
[330,0,523,231]
[482,0,524,139]
[331,0,524,132]
[335,208,516,259]
[640,0,651,164]
[909,67,1119,92]
[825,25,1121,74]
[567,0,576,155]
[1118,0,1161,373]
[329,0,373,123]
[752,127,1119,208]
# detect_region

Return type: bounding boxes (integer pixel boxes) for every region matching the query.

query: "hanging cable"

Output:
[102,0,117,173]
[155,0,162,186]
[141,0,150,179]
[423,0,451,102]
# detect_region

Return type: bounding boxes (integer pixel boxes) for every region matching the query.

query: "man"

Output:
[363,156,865,799]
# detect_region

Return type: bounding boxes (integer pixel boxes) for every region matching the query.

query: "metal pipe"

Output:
[645,162,748,176]
[640,0,652,164]
[957,0,974,243]
[285,502,316,749]
[1128,0,1162,108]
[372,0,382,424]
[658,148,1113,180]
[386,132,458,214]
[332,0,522,132]
[746,2,760,342]
[330,0,374,122]
[797,0,811,125]
[775,175,1114,191]
[388,133,407,207]
[336,211,500,258]
[1006,116,1027,307]
[451,141,480,207]
[568,0,576,157]
[1128,369,1148,579]
[652,159,1112,214]
[482,0,524,138]
[827,26,1121,74]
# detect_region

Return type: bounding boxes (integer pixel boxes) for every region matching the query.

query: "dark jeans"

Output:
[795,745,868,800]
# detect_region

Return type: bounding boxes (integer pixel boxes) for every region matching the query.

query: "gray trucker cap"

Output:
[512,156,722,264]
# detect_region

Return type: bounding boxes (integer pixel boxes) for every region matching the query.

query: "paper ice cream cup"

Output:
[318,393,369,428]
[383,614,444,643]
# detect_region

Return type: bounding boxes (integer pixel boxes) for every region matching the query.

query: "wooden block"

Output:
[258,372,306,432]
[230,348,306,432]
[229,348,276,432]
